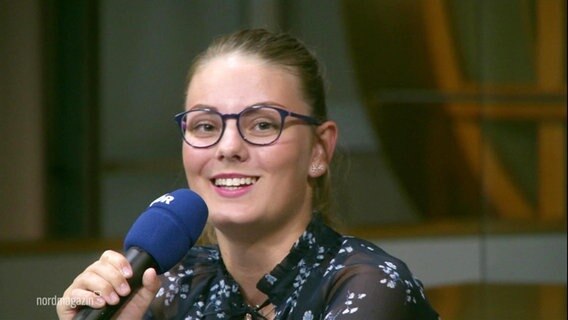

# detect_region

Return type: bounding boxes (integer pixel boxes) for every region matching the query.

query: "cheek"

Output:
[182,145,207,186]
[261,139,313,179]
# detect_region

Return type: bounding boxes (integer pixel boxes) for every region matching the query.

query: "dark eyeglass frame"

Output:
[174,104,324,148]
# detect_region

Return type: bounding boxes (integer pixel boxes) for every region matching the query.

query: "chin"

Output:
[209,208,261,228]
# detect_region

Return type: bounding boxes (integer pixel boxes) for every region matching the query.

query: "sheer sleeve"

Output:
[323,262,438,320]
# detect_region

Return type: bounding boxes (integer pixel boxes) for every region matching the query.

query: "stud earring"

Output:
[310,163,326,175]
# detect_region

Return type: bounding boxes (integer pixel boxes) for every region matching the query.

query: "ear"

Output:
[309,120,338,178]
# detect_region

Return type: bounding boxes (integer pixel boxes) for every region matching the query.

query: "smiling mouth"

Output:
[213,177,259,190]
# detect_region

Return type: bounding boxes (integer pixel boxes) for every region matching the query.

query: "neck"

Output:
[216,214,311,306]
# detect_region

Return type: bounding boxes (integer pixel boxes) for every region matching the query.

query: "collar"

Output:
[256,214,342,305]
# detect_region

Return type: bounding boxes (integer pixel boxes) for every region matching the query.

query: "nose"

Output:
[215,119,248,161]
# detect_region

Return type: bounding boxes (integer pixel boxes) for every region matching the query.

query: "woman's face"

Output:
[183,53,324,235]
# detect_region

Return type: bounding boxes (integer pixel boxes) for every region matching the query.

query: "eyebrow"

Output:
[187,104,218,111]
[186,101,289,112]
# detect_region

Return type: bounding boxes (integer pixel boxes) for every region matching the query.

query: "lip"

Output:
[210,173,259,198]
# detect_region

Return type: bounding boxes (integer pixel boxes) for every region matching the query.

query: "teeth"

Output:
[214,177,258,188]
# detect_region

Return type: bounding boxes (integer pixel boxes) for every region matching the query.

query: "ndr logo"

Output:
[150,194,175,207]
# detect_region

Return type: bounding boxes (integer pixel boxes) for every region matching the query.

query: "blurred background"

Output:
[0,0,566,318]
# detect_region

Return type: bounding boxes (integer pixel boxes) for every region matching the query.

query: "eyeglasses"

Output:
[174,104,323,148]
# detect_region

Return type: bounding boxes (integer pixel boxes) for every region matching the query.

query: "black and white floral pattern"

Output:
[145,215,439,319]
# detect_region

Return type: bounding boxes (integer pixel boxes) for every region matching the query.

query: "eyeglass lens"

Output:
[181,107,284,147]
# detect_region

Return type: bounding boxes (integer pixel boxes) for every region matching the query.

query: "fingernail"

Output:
[109,292,119,304]
[122,267,132,277]
[119,282,130,295]
[96,297,105,305]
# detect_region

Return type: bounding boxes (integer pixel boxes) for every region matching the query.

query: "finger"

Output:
[72,268,121,305]
[130,268,161,307]
[66,288,107,308]
[115,269,161,320]
[57,251,133,320]
[142,268,161,292]
[86,259,132,297]
[99,250,133,278]
[56,288,106,320]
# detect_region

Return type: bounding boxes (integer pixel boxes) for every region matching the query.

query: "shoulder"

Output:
[325,236,427,303]
[333,236,411,273]
[320,236,439,319]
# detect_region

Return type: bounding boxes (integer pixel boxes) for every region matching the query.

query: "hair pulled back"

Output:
[187,29,334,243]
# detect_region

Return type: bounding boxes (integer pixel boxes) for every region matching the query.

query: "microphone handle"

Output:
[73,247,157,320]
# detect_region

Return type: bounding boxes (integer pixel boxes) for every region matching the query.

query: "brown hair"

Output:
[187,29,335,243]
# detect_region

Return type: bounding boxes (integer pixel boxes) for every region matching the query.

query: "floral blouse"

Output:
[144,216,440,319]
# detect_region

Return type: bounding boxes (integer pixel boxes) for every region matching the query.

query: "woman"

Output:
[57,29,439,319]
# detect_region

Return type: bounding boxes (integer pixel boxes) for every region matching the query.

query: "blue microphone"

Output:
[74,189,208,320]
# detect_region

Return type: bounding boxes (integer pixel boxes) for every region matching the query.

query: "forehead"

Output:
[186,53,308,113]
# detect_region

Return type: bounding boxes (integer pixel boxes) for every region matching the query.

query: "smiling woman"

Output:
[57,29,439,320]
[182,53,328,238]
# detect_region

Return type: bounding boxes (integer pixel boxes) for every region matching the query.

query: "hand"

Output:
[57,250,161,320]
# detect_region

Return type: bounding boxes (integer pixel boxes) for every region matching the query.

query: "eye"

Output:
[252,119,279,131]
[243,116,281,138]
[191,121,219,133]
[184,111,222,137]
[241,107,282,136]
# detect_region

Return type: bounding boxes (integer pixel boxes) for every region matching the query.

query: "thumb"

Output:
[115,268,161,320]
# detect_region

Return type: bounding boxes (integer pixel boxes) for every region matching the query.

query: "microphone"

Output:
[73,189,208,320]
